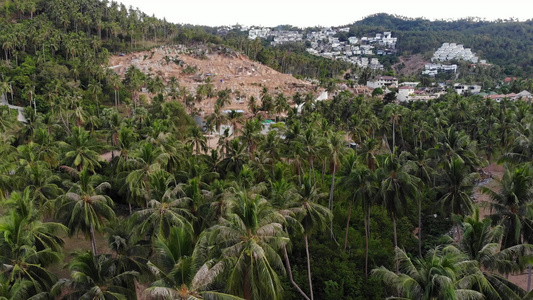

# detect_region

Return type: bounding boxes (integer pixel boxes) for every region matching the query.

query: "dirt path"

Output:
[474,164,530,290]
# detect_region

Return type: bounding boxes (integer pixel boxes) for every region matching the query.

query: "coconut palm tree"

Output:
[220,139,248,176]
[133,170,194,239]
[383,104,406,150]
[298,127,320,182]
[187,126,207,156]
[125,142,169,207]
[196,186,289,300]
[457,208,530,299]
[239,118,262,156]
[378,150,421,273]
[61,126,103,172]
[482,164,533,290]
[55,168,115,255]
[105,218,151,276]
[325,130,348,236]
[438,156,479,242]
[293,180,332,300]
[52,251,138,300]
[430,125,482,172]
[144,227,243,300]
[338,155,377,276]
[0,188,66,296]
[372,246,486,300]
[226,110,243,137]
[216,88,231,108]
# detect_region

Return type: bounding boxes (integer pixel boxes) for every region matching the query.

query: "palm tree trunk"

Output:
[243,267,251,300]
[329,163,336,239]
[393,214,399,274]
[283,246,311,300]
[392,120,396,150]
[364,213,369,278]
[322,160,326,184]
[90,223,97,255]
[418,198,422,257]
[344,200,352,251]
[304,233,314,300]
[328,163,336,211]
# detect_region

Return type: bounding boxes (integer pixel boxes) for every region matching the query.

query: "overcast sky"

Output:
[116,0,531,28]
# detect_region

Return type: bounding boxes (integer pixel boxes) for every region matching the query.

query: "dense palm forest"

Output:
[3,0,533,299]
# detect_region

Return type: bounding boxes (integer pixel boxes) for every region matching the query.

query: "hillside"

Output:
[392,54,428,76]
[349,13,533,76]
[108,46,313,115]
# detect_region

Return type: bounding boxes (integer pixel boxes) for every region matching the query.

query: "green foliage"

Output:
[2,2,533,300]
[351,13,533,75]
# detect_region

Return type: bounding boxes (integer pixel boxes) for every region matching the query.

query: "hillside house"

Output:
[454,84,481,95]
[397,86,414,102]
[367,76,398,89]
[400,82,420,88]
[516,90,533,100]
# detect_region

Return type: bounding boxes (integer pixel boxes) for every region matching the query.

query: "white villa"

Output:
[454,83,481,95]
[367,76,398,89]
[397,86,414,102]
[432,43,479,63]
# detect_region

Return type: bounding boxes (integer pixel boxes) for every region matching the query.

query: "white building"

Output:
[367,76,398,89]
[454,84,481,95]
[397,86,414,102]
[432,43,479,63]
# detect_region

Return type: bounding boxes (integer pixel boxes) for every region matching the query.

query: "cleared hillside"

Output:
[108,46,314,115]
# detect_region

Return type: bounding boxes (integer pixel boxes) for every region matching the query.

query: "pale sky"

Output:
[117,0,531,28]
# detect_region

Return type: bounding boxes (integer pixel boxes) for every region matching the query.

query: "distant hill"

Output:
[347,13,533,76]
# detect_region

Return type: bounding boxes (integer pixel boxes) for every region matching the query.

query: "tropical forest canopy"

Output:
[2,1,533,300]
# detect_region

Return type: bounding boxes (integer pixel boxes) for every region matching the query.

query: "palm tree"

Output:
[87,80,102,117]
[55,168,115,255]
[196,186,289,300]
[23,163,63,208]
[62,126,103,172]
[457,208,530,299]
[298,127,320,182]
[0,188,66,296]
[226,110,243,137]
[144,227,243,299]
[207,105,227,135]
[290,180,332,300]
[325,130,348,232]
[0,274,32,300]
[133,171,194,238]
[338,156,376,276]
[482,164,533,290]
[0,76,13,105]
[109,73,122,108]
[216,88,231,108]
[239,118,262,156]
[430,125,482,172]
[438,156,479,242]
[52,251,138,300]
[125,142,169,207]
[105,218,151,276]
[378,151,421,273]
[372,246,486,300]
[220,139,248,176]
[187,125,207,155]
